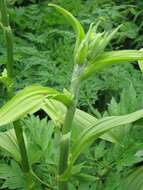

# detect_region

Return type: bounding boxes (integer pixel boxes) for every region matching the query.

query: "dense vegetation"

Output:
[0,0,143,189]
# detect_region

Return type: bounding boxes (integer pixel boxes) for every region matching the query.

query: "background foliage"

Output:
[0,0,143,189]
[0,0,143,110]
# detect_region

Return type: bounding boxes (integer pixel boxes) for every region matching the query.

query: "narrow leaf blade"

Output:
[81,50,143,80]
[49,3,85,54]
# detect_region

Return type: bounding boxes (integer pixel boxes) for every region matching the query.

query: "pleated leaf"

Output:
[0,85,72,126]
[81,50,143,80]
[42,99,121,144]
[60,109,143,180]
[120,166,143,190]
[138,49,143,73]
[0,129,20,162]
[138,60,143,73]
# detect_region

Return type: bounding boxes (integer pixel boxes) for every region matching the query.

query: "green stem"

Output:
[0,1,34,189]
[14,121,34,190]
[14,121,30,172]
[0,0,13,80]
[58,64,83,190]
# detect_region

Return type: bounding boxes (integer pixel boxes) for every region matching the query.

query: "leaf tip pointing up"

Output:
[48,3,85,57]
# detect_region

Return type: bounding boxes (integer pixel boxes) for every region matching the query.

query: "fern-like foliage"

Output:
[0,160,25,189]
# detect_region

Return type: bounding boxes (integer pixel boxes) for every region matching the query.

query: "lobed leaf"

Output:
[0,68,13,90]
[0,160,25,189]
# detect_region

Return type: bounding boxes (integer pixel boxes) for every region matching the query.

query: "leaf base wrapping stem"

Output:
[58,64,84,190]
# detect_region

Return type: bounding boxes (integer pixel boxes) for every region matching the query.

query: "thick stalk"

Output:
[58,64,83,190]
[14,121,30,173]
[14,121,34,189]
[0,0,13,80]
[0,1,34,188]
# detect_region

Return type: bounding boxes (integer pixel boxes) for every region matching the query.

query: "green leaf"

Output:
[81,50,143,80]
[89,25,121,62]
[0,129,20,162]
[138,59,143,73]
[138,49,143,73]
[48,3,85,57]
[74,23,93,64]
[122,22,139,39]
[0,85,72,126]
[120,166,143,190]
[23,116,55,164]
[61,109,143,180]
[43,99,122,144]
[0,68,13,90]
[0,160,25,189]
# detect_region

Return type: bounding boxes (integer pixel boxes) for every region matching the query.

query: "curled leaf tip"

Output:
[48,3,85,62]
[48,3,55,7]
